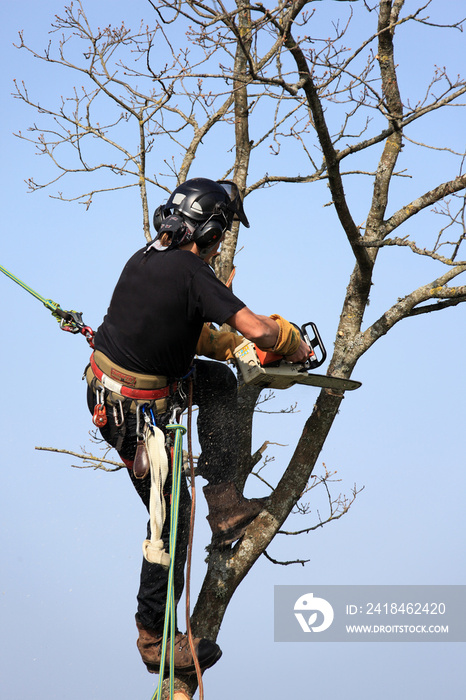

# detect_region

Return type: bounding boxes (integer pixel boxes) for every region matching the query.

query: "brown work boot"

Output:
[136,620,222,675]
[203,481,268,547]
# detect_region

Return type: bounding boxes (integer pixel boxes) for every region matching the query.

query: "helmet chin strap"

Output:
[197,245,216,260]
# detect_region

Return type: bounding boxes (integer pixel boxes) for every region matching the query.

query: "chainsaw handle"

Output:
[301,321,326,370]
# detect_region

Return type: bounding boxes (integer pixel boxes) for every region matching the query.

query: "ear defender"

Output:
[153,205,165,233]
[192,218,225,255]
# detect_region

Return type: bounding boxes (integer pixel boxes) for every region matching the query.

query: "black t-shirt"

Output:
[94,247,245,377]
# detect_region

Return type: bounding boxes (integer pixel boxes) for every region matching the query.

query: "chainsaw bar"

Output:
[234,340,361,392]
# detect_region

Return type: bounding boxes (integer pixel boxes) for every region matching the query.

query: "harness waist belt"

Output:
[90,353,177,401]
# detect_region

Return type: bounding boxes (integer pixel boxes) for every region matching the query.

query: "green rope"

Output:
[0,263,95,345]
[151,422,186,700]
[0,263,61,315]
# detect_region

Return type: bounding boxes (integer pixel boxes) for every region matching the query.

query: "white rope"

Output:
[142,422,170,568]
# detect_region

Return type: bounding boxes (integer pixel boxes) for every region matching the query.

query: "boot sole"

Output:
[210,514,259,548]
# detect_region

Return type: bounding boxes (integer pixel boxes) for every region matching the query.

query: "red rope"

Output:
[185,378,204,699]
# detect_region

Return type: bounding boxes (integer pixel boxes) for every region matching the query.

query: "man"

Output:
[86,178,309,675]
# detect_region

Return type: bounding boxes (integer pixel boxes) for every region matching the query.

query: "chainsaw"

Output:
[233,322,361,392]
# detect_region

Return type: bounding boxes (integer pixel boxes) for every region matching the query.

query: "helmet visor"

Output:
[217,180,250,228]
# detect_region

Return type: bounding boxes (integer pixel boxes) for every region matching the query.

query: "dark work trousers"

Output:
[87,359,239,631]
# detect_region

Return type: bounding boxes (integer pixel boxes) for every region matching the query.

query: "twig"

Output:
[263,551,309,567]
[35,446,125,472]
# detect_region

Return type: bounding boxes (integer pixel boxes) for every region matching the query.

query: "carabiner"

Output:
[169,405,181,425]
[141,404,158,435]
[177,381,187,405]
[81,325,95,348]
[136,404,143,439]
[112,399,125,428]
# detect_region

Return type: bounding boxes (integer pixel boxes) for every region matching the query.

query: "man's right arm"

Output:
[226,307,310,363]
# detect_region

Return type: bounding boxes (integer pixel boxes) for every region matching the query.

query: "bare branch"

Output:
[406,295,466,316]
[385,174,466,235]
[277,465,363,536]
[35,446,125,472]
[361,236,466,266]
[356,266,466,357]
[263,551,309,566]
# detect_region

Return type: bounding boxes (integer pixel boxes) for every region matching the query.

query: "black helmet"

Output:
[152,177,249,257]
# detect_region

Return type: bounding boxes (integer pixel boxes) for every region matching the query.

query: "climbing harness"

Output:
[85,350,179,436]
[89,352,177,402]
[0,263,95,346]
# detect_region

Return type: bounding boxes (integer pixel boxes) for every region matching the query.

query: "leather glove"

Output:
[196,323,244,362]
[257,314,301,356]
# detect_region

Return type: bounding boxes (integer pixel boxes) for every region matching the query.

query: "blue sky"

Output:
[1,1,465,699]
